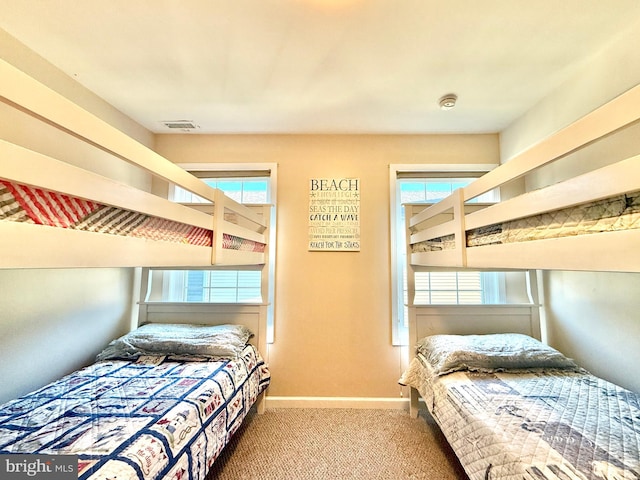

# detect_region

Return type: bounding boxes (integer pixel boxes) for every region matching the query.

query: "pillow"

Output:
[416,333,580,376]
[96,323,253,361]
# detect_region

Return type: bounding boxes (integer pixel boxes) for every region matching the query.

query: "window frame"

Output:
[166,162,277,342]
[389,164,497,345]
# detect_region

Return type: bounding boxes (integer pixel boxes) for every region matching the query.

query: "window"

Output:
[163,270,263,303]
[172,178,269,204]
[390,165,501,345]
[398,176,502,304]
[412,271,501,304]
[149,164,277,341]
[164,173,271,304]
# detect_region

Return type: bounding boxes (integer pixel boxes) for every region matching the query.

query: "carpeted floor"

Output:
[207,408,469,480]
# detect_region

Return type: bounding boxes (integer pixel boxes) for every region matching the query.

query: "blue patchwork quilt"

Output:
[0,344,270,480]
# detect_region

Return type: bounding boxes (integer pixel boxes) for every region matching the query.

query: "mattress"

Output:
[401,354,640,480]
[0,344,270,480]
[412,191,640,253]
[0,179,266,253]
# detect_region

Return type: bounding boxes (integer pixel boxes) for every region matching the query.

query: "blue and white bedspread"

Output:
[0,344,270,480]
[401,355,640,480]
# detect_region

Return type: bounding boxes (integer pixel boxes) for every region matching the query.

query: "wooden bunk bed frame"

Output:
[0,58,270,269]
[402,85,640,479]
[405,83,640,273]
[0,60,273,479]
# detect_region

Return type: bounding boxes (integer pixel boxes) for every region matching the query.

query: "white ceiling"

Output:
[2,0,640,134]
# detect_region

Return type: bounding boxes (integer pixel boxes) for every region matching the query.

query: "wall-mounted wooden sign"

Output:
[308,178,360,251]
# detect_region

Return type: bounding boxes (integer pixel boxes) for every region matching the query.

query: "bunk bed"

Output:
[0,59,272,479]
[0,58,270,269]
[400,85,640,480]
[406,84,640,274]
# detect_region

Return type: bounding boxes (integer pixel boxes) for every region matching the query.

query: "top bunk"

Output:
[406,83,640,273]
[0,59,269,269]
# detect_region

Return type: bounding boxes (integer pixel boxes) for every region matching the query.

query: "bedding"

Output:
[0,179,213,247]
[0,336,270,480]
[416,333,581,376]
[96,323,254,361]
[412,191,640,253]
[0,179,266,253]
[400,334,640,480]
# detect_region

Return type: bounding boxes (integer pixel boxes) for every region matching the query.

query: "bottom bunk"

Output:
[400,333,640,480]
[0,323,270,480]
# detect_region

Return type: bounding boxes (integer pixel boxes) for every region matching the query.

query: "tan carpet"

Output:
[207,408,469,480]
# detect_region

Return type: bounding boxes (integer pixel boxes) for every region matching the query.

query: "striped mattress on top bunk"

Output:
[0,179,266,253]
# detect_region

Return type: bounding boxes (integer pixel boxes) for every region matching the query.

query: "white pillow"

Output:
[96,323,253,361]
[417,333,580,376]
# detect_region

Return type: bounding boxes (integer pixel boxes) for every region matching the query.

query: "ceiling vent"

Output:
[161,120,200,131]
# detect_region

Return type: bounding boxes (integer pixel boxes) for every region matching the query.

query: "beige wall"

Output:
[156,134,499,398]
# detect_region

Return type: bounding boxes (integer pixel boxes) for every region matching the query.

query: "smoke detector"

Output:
[161,120,200,132]
[438,94,457,110]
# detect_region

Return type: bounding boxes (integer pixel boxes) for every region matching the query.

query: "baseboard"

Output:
[265,396,410,410]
